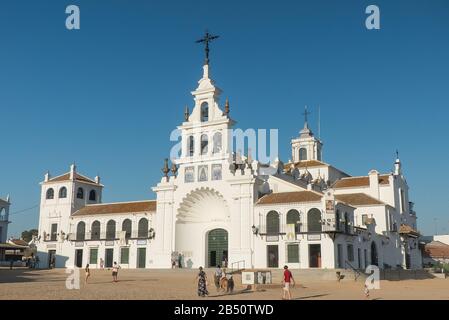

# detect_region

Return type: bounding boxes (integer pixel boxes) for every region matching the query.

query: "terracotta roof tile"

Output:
[333,175,390,189]
[423,241,449,258]
[284,160,328,171]
[10,239,29,246]
[257,191,322,205]
[335,193,385,206]
[49,173,97,184]
[399,224,420,237]
[72,201,156,216]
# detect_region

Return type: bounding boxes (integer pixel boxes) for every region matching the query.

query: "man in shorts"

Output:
[282,265,295,300]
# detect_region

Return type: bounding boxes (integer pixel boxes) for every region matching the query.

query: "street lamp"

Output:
[251,225,259,236]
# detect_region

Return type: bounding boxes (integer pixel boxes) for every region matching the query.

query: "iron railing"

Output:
[68,230,153,241]
[258,222,354,236]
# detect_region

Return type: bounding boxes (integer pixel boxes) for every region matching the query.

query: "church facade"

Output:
[35,55,422,270]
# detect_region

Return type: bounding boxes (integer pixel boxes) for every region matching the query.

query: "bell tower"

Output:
[291,106,323,162]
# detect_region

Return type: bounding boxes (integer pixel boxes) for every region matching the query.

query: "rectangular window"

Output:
[362,214,368,226]
[287,244,299,263]
[120,247,129,264]
[50,223,57,241]
[89,248,98,265]
[198,165,208,182]
[184,167,194,183]
[347,244,354,262]
[211,164,222,181]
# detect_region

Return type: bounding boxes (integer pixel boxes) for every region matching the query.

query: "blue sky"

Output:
[0,0,448,237]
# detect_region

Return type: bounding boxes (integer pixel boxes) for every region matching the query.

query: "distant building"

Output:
[422,241,449,266]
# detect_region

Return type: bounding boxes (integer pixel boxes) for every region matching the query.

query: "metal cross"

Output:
[303,106,311,124]
[196,31,220,65]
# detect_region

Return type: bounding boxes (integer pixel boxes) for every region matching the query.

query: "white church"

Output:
[35,39,422,271]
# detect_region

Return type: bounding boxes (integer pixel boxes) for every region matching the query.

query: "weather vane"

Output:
[196,31,219,65]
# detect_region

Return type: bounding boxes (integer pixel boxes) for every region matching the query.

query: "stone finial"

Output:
[184,106,189,121]
[171,163,178,177]
[70,163,76,180]
[95,175,101,184]
[162,158,170,180]
[44,171,50,182]
[224,97,230,116]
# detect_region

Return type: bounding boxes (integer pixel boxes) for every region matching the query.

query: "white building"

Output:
[35,54,422,270]
[0,195,11,261]
[0,195,10,244]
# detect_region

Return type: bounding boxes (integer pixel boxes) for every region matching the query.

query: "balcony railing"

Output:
[258,222,354,236]
[0,216,9,222]
[68,230,154,242]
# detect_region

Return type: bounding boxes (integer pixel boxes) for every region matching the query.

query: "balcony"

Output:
[257,222,354,237]
[68,229,154,242]
[0,216,9,222]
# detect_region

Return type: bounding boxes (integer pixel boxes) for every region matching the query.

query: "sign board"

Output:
[105,241,114,246]
[266,235,279,242]
[137,239,147,245]
[46,244,56,249]
[75,241,84,247]
[325,200,335,213]
[242,271,255,285]
[307,234,321,241]
[241,271,272,285]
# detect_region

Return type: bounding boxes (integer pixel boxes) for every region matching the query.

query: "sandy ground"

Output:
[0,267,448,300]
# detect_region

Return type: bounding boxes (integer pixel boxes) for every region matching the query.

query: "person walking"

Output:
[281,265,295,300]
[85,264,91,284]
[112,262,120,282]
[99,258,104,270]
[214,265,223,292]
[195,266,209,297]
[178,253,183,268]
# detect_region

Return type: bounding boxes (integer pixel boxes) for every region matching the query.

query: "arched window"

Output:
[77,187,84,199]
[89,190,96,201]
[287,209,301,233]
[200,102,209,122]
[213,132,222,154]
[266,211,280,235]
[76,221,85,241]
[201,134,208,155]
[299,148,307,161]
[122,219,132,239]
[138,218,149,238]
[46,188,54,200]
[59,187,67,199]
[188,136,194,157]
[106,220,116,240]
[307,208,322,232]
[344,212,350,234]
[91,221,100,240]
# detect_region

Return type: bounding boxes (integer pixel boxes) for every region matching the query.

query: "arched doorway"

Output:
[207,229,228,267]
[371,241,378,266]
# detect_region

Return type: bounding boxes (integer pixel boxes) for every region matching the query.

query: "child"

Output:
[364,284,370,299]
